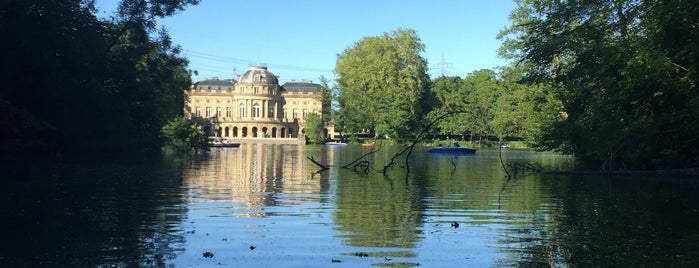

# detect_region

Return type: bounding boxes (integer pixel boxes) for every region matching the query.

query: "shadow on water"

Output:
[2,145,699,267]
[1,151,189,267]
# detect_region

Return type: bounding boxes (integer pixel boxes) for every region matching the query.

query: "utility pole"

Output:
[432,53,453,77]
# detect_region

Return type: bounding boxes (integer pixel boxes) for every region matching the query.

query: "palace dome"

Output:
[237,65,279,85]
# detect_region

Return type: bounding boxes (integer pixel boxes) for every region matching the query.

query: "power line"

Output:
[183,50,333,73]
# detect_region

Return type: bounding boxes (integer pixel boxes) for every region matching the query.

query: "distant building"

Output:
[184,65,327,141]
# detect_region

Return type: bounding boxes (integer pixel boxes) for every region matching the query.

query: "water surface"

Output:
[2,144,698,267]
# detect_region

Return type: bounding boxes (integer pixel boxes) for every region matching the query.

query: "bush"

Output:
[161,116,207,151]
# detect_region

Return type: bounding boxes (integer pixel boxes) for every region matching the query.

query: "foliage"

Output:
[428,76,467,135]
[318,75,333,124]
[462,69,499,141]
[335,28,431,140]
[303,113,325,144]
[498,0,699,170]
[161,116,207,151]
[0,0,199,155]
[428,68,556,145]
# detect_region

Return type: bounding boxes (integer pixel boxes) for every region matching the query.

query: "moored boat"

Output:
[428,146,476,154]
[361,142,382,147]
[209,141,241,148]
[325,141,348,146]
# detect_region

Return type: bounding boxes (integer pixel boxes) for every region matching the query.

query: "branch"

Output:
[307,156,329,172]
[382,110,468,175]
[341,145,381,168]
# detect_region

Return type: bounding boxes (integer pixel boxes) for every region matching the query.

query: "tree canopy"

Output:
[498,0,699,169]
[0,0,199,155]
[334,28,431,140]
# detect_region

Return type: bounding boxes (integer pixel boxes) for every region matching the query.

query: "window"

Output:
[254,87,259,94]
[253,103,261,118]
[239,104,245,117]
[293,108,298,119]
[283,108,288,119]
[226,107,232,117]
[195,107,201,116]
[268,107,274,118]
[216,107,222,117]
[205,107,211,117]
[239,86,245,93]
[303,109,308,119]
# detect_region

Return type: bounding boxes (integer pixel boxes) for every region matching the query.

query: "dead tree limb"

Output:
[500,146,511,179]
[382,110,468,175]
[341,146,381,169]
[307,156,329,172]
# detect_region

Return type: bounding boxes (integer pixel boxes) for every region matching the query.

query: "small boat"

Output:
[325,141,347,146]
[361,142,382,147]
[209,141,241,148]
[428,146,476,154]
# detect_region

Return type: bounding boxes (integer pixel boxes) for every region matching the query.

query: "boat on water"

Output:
[361,142,382,147]
[325,141,348,146]
[209,141,241,148]
[428,146,476,154]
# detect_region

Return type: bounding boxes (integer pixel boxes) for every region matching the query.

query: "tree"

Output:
[462,69,501,143]
[161,116,207,151]
[0,0,199,155]
[317,75,333,124]
[335,28,431,140]
[304,113,325,144]
[498,0,699,169]
[429,76,467,136]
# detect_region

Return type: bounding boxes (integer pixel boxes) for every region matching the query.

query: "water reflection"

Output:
[182,144,326,217]
[1,155,189,267]
[4,147,699,267]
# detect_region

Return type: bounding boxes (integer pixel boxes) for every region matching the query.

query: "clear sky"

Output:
[95,0,516,84]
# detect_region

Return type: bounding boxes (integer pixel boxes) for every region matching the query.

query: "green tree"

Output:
[0,0,199,155]
[303,113,325,144]
[499,0,699,169]
[161,116,207,151]
[318,75,333,124]
[429,76,467,136]
[335,28,431,140]
[462,69,501,143]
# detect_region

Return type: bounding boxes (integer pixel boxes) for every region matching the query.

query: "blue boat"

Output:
[428,146,476,154]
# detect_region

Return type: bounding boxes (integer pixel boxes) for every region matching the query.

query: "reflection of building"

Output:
[181,144,323,216]
[184,65,327,140]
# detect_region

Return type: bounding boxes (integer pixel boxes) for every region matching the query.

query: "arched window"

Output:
[253,103,260,118]
[239,104,245,117]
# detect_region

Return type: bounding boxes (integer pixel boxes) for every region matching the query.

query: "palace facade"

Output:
[184,65,326,141]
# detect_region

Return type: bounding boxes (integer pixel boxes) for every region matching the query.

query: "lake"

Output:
[2,144,698,267]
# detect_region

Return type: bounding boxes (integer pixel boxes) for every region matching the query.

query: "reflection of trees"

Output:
[491,174,699,267]
[333,170,425,248]
[538,178,699,267]
[2,155,188,267]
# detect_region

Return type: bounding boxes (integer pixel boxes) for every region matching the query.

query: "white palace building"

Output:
[184,65,329,142]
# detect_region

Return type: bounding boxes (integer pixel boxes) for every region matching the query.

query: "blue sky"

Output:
[95,0,516,84]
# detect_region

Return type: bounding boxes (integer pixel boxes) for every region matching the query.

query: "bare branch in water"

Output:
[307,156,329,173]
